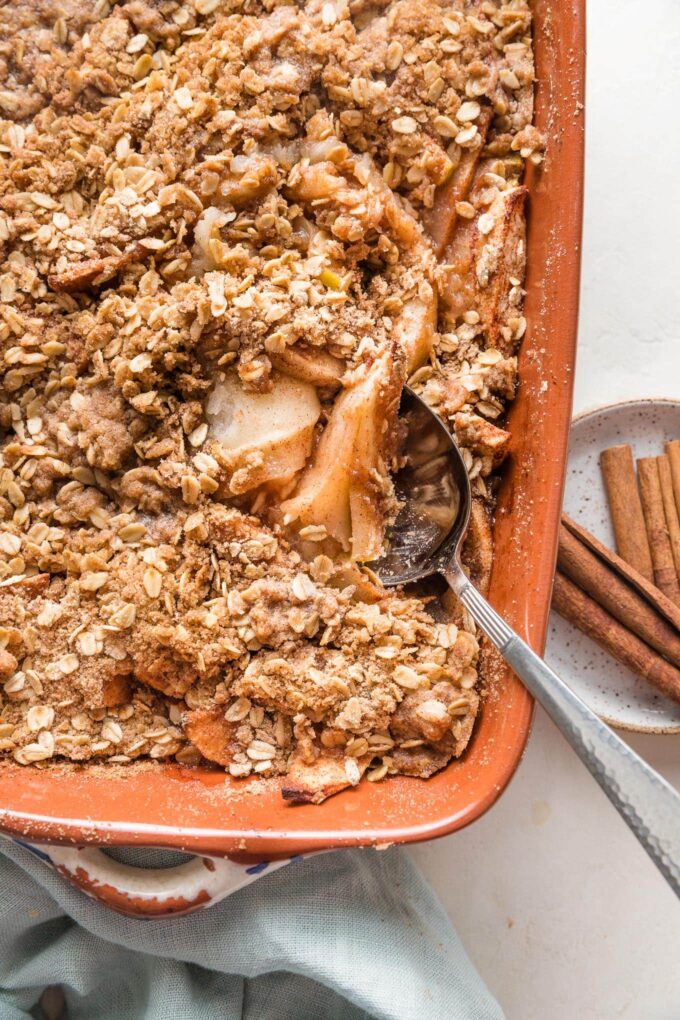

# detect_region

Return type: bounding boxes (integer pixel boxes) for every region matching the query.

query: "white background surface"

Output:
[409,4,680,1018]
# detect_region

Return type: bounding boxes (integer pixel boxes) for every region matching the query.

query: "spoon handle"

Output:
[446,570,680,898]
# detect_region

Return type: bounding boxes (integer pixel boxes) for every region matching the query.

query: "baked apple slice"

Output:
[184,707,239,768]
[421,107,492,257]
[268,345,345,390]
[280,347,400,561]
[439,179,527,352]
[279,286,435,561]
[281,748,371,804]
[398,292,437,376]
[206,371,321,494]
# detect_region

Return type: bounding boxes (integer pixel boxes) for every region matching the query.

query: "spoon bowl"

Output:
[372,387,470,587]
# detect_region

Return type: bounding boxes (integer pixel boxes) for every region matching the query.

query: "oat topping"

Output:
[0,0,541,803]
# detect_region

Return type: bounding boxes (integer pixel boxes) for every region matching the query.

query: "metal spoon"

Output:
[373,387,680,896]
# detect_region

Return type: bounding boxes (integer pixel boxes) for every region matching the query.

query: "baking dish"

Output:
[0,0,585,913]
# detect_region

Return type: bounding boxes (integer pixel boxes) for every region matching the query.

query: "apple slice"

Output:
[421,106,492,257]
[279,281,436,562]
[281,347,400,561]
[398,292,437,376]
[206,371,321,494]
[281,748,372,804]
[269,345,345,390]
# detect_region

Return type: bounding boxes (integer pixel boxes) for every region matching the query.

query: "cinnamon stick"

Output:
[664,440,680,520]
[557,523,680,667]
[562,513,680,632]
[637,456,680,605]
[657,455,680,580]
[552,572,680,705]
[600,444,654,581]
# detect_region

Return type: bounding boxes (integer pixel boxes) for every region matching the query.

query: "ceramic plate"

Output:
[546,399,680,733]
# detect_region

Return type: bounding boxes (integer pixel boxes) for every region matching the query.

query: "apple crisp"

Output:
[0,0,542,803]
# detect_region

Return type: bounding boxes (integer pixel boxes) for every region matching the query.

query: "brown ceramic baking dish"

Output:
[0,0,585,861]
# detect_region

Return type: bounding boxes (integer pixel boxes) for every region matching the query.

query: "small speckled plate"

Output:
[546,398,680,734]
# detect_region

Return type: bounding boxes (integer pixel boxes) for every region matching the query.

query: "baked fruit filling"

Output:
[0,0,542,802]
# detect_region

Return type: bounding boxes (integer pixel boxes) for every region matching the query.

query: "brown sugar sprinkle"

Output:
[0,0,541,803]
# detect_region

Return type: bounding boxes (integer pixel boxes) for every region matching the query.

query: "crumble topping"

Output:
[0,0,541,802]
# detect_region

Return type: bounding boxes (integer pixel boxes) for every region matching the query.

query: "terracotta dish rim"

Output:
[0,0,585,858]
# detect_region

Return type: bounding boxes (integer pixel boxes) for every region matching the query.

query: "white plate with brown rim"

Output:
[546,398,680,734]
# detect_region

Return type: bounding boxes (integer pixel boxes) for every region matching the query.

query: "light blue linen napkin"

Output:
[0,841,504,1020]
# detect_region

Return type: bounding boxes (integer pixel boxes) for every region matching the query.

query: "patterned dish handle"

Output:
[13,839,301,917]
